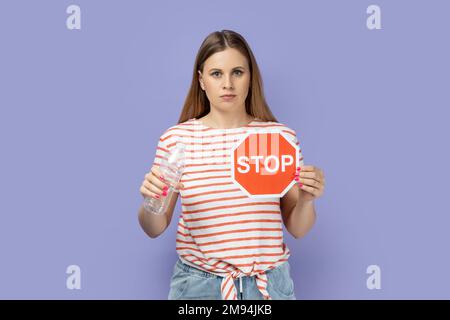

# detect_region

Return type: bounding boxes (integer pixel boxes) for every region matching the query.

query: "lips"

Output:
[221,95,236,101]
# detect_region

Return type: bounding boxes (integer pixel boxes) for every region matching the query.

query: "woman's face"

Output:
[198,48,250,113]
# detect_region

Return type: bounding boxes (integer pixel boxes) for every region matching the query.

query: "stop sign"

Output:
[230,129,299,198]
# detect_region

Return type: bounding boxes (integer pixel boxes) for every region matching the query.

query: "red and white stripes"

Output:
[152,117,304,300]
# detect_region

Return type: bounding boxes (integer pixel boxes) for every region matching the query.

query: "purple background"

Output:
[1,0,449,299]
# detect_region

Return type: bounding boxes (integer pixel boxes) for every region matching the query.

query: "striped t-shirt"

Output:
[152,117,304,300]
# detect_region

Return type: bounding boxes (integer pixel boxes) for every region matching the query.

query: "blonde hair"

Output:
[177,30,278,123]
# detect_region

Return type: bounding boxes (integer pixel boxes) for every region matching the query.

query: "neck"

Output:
[202,109,254,129]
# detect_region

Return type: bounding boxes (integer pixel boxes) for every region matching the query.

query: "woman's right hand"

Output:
[140,165,184,200]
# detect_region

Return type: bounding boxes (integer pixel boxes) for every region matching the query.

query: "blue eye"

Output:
[211,70,244,77]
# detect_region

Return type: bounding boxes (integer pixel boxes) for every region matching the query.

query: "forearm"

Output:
[138,192,178,238]
[285,198,316,239]
[138,204,168,238]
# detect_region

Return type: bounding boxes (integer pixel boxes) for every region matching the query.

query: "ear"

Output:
[198,70,205,90]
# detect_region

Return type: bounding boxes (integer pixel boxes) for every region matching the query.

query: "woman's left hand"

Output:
[294,165,325,202]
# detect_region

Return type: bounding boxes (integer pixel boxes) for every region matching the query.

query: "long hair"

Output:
[177,30,278,124]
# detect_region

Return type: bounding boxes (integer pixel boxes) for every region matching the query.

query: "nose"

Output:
[222,75,234,90]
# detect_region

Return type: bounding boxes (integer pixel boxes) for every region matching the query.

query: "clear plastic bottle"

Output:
[143,142,186,215]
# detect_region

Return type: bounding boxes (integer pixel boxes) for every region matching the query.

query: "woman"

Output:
[138,30,325,300]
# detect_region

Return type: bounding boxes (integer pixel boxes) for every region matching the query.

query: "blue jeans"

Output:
[168,258,297,300]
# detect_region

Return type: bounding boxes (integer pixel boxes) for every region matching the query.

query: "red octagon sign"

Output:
[230,129,299,198]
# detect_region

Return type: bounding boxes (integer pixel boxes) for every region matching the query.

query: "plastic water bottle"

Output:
[143,142,186,215]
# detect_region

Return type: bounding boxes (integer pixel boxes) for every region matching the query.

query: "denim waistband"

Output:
[176,258,219,279]
[176,258,287,279]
